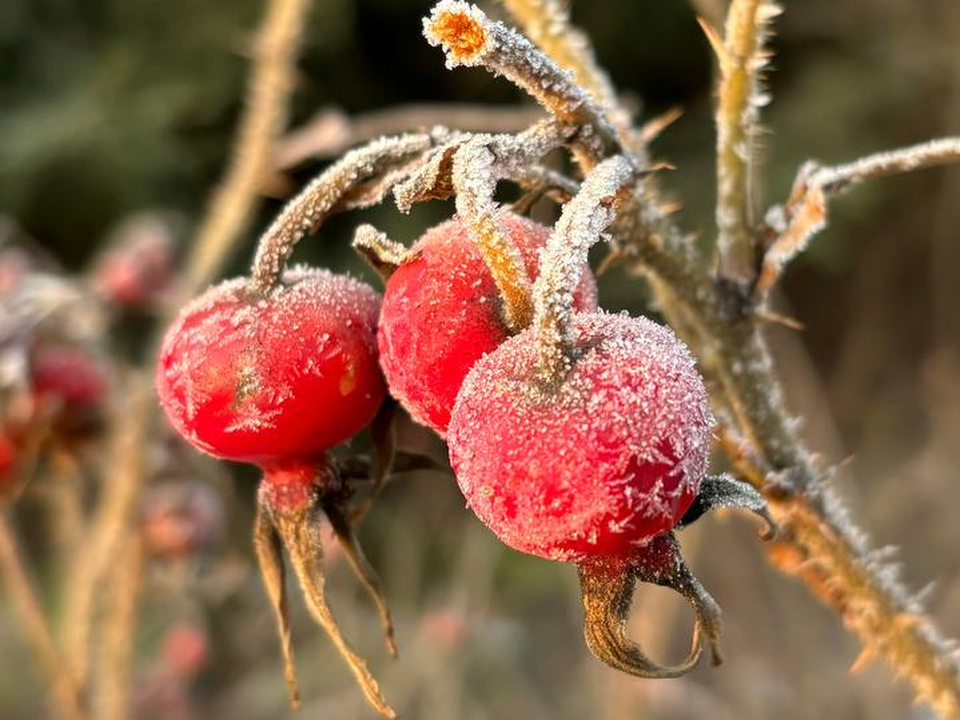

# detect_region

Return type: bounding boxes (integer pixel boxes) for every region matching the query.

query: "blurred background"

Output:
[1,0,959,718]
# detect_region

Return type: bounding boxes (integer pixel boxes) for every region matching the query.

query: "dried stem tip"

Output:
[423,1,619,163]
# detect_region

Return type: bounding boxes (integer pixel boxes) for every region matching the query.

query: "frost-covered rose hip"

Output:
[156,266,385,464]
[448,311,711,561]
[377,212,597,434]
[444,156,771,680]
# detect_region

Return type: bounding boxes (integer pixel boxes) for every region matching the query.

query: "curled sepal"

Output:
[253,503,300,709]
[271,504,397,718]
[577,532,723,678]
[324,501,398,658]
[679,473,776,540]
[352,225,413,281]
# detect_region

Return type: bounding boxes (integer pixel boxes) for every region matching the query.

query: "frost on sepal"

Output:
[578,532,722,678]
[678,473,776,539]
[352,225,412,281]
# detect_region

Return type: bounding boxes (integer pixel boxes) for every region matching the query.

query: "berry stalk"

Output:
[532,155,635,383]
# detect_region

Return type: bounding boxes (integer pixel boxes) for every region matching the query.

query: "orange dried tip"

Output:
[431,8,488,61]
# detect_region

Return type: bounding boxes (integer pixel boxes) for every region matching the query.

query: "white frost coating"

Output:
[248,133,433,293]
[158,265,381,459]
[533,155,635,379]
[422,0,617,155]
[448,311,714,561]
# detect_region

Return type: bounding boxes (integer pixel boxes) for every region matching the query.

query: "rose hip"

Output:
[448,311,712,562]
[377,212,597,434]
[156,266,385,465]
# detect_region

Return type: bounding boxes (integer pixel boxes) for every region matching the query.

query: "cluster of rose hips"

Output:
[156,142,771,715]
[0,217,175,498]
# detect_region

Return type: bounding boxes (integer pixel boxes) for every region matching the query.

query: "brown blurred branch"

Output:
[0,513,86,720]
[275,104,544,167]
[184,0,312,295]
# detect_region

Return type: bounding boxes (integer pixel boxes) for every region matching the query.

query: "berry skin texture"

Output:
[378,213,597,434]
[156,266,385,465]
[448,311,713,562]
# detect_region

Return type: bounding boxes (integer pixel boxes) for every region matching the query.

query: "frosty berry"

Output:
[377,212,597,434]
[156,266,385,464]
[448,311,711,561]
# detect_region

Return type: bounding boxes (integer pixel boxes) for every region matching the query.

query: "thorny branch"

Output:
[430,1,960,715]
[699,0,781,282]
[755,136,960,302]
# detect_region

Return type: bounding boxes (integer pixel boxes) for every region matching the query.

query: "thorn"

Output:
[756,308,805,331]
[639,106,684,144]
[696,17,731,73]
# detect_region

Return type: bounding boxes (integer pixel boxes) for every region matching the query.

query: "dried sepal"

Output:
[349,399,398,525]
[422,1,619,165]
[270,503,396,718]
[533,155,636,382]
[248,132,436,294]
[323,501,398,658]
[706,0,782,282]
[578,532,722,678]
[392,135,466,212]
[253,504,300,709]
[678,473,776,540]
[352,225,412,281]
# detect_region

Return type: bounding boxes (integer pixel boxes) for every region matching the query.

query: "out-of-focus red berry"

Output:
[161,624,210,680]
[30,343,108,411]
[93,219,174,308]
[141,481,225,560]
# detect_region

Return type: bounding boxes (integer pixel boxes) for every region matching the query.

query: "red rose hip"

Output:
[377,212,597,434]
[156,266,386,464]
[448,311,712,562]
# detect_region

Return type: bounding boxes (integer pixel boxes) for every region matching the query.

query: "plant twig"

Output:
[444,5,960,713]
[185,0,312,294]
[755,136,960,302]
[248,133,436,294]
[700,0,781,282]
[533,155,635,382]
[423,1,619,166]
[497,0,618,114]
[275,103,545,166]
[93,532,144,720]
[62,379,150,690]
[0,512,86,720]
